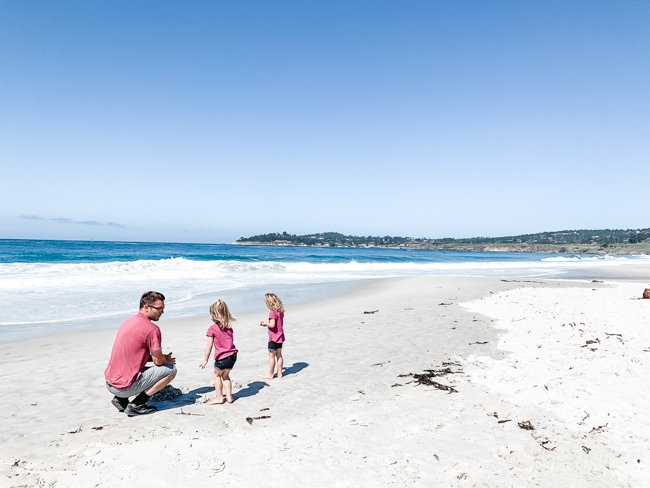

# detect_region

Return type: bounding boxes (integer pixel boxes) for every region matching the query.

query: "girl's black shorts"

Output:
[214,352,237,371]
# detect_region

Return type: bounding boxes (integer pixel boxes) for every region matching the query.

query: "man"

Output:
[105,291,177,417]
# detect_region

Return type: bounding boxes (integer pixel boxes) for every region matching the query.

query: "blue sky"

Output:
[1,1,648,243]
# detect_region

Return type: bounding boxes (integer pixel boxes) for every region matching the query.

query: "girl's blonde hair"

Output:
[210,300,237,329]
[264,293,285,312]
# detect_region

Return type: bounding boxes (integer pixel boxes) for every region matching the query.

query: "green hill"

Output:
[236,229,650,254]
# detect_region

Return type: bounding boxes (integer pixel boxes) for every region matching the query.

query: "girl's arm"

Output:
[199,337,214,368]
[260,318,276,328]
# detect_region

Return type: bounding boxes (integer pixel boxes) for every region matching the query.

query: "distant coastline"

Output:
[236,229,650,255]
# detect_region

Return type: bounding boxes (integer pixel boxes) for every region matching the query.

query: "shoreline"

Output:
[4,275,650,485]
[3,240,650,347]
[0,279,368,344]
[2,263,649,345]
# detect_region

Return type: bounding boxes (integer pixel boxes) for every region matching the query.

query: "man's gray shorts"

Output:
[106,364,176,398]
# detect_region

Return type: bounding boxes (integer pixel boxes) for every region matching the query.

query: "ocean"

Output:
[0,239,644,342]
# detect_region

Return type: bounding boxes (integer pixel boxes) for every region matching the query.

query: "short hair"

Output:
[140,291,165,309]
[210,300,237,329]
[264,293,285,312]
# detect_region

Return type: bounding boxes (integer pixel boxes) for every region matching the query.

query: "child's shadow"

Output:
[234,381,268,399]
[282,361,309,377]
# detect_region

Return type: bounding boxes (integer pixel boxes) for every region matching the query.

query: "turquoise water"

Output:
[0,238,576,264]
[0,239,642,342]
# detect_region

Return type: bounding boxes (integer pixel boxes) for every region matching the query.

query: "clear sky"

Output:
[1,1,648,243]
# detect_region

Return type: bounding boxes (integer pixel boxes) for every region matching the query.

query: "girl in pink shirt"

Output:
[200,300,238,404]
[260,293,285,379]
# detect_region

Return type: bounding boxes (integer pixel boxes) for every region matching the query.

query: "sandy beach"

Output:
[2,275,649,487]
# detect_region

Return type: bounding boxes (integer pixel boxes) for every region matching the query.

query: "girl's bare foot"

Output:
[226,395,234,403]
[208,396,225,405]
[261,374,275,380]
[276,372,283,378]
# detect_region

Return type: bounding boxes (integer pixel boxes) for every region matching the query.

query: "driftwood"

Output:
[246,415,271,425]
[175,409,204,416]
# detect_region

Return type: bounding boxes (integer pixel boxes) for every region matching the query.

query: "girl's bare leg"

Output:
[262,351,276,379]
[208,369,225,404]
[276,349,284,378]
[222,369,233,403]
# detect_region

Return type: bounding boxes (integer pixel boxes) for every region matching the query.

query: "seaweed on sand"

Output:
[399,362,463,393]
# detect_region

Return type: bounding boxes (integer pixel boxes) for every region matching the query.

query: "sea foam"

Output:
[0,245,644,341]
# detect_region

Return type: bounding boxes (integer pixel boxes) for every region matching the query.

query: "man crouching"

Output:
[105,291,177,416]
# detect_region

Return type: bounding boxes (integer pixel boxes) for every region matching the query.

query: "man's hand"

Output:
[151,349,175,366]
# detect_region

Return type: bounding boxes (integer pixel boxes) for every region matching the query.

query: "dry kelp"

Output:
[400,362,463,393]
[518,420,535,430]
[151,385,184,402]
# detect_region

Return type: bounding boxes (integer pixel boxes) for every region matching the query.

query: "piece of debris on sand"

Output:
[151,385,184,402]
[399,362,463,393]
[518,420,535,430]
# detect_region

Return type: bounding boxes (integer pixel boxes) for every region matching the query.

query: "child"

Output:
[200,300,237,404]
[260,293,285,379]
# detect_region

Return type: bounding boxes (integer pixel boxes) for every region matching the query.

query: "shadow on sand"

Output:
[153,386,213,411]
[234,380,268,400]
[282,361,309,377]
[153,363,309,410]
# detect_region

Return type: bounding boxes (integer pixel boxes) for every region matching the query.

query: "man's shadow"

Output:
[282,361,309,377]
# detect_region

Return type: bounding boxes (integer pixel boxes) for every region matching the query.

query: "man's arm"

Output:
[151,349,175,366]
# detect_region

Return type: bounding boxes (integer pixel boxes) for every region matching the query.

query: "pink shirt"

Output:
[206,323,237,360]
[104,313,162,390]
[267,310,285,343]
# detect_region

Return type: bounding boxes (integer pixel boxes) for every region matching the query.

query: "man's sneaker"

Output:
[111,396,129,412]
[125,403,157,417]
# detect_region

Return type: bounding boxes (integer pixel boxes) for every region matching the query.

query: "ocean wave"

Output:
[541,255,629,262]
[0,254,641,290]
[0,254,645,331]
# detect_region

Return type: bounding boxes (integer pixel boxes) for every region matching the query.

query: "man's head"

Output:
[139,291,166,321]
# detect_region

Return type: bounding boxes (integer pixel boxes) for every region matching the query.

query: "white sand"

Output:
[1,276,649,487]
